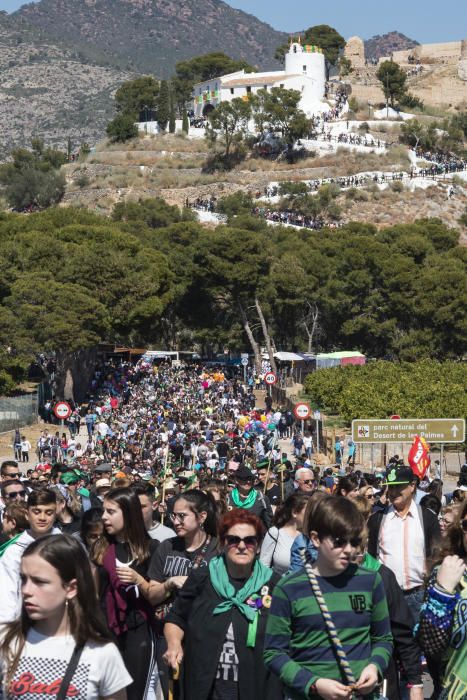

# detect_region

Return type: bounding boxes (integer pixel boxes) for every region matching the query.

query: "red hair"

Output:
[218,509,264,543]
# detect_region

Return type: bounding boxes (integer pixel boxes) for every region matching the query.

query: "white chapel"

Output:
[192,39,328,119]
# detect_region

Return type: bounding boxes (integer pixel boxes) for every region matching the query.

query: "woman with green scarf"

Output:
[163,509,282,700]
[226,464,273,529]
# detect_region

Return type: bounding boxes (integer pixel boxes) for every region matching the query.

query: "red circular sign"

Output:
[54,401,72,420]
[264,372,277,385]
[294,402,311,420]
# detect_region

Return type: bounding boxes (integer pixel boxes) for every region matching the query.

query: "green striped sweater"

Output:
[263,563,393,699]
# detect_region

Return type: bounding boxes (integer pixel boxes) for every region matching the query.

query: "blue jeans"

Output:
[403,588,424,624]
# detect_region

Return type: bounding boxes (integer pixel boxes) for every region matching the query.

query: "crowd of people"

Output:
[252,207,342,231]
[0,361,466,700]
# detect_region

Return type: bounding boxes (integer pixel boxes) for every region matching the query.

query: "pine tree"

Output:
[157,80,170,131]
[169,95,176,133]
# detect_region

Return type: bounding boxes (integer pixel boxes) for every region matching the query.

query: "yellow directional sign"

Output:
[352,418,465,444]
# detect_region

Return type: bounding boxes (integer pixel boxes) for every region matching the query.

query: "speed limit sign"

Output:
[264,372,277,385]
[54,401,72,420]
[293,402,311,420]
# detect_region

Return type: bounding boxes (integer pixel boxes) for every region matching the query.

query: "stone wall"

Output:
[344,36,365,69]
[392,41,462,65]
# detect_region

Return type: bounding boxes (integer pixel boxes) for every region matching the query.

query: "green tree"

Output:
[0,141,66,210]
[115,76,159,117]
[175,52,254,84]
[275,25,345,78]
[399,119,438,150]
[106,113,138,143]
[169,95,176,133]
[252,87,311,145]
[205,98,251,160]
[376,61,408,107]
[157,80,170,131]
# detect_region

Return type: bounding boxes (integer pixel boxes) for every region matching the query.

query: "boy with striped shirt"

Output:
[264,496,392,699]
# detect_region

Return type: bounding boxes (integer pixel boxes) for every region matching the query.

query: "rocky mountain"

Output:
[365,31,419,60]
[13,0,287,77]
[0,11,135,159]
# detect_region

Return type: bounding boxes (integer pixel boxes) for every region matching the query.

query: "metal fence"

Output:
[0,393,39,433]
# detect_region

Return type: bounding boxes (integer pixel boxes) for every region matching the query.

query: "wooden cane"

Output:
[168,665,180,700]
[161,442,170,504]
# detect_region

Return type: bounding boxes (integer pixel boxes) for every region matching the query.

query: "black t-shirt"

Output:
[148,535,218,581]
[209,577,244,700]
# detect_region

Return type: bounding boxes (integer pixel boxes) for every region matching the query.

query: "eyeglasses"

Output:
[225,535,258,549]
[367,494,375,499]
[5,473,20,479]
[301,479,314,485]
[169,512,189,523]
[6,490,26,499]
[461,520,467,533]
[329,535,362,549]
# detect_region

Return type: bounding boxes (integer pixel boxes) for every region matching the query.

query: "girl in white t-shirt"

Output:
[0,534,132,700]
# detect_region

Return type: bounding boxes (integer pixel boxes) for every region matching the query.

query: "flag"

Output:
[408,435,430,479]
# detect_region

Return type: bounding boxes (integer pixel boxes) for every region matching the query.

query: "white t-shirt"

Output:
[2,630,132,699]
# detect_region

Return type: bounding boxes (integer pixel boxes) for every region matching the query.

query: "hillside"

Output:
[365,31,419,60]
[60,132,467,241]
[0,11,134,159]
[13,0,287,77]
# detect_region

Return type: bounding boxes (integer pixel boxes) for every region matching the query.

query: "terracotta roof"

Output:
[221,73,300,87]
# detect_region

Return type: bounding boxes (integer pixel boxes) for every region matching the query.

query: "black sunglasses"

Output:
[6,490,26,499]
[301,479,314,485]
[330,535,362,549]
[225,535,258,549]
[5,473,20,479]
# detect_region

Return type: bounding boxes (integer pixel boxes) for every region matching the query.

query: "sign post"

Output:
[293,403,311,437]
[352,418,465,444]
[241,355,249,383]
[264,371,277,398]
[53,401,72,427]
[313,410,321,453]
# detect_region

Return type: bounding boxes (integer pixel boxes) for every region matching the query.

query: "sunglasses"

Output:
[462,520,467,533]
[225,535,258,549]
[6,490,26,499]
[5,473,20,479]
[301,479,314,485]
[329,536,362,549]
[367,494,375,499]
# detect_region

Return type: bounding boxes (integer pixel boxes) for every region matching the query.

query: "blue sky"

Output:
[2,0,466,43]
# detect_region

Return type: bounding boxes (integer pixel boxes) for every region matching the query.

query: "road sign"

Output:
[241,357,249,366]
[294,402,311,420]
[241,353,249,360]
[352,418,465,444]
[54,401,72,420]
[313,410,321,421]
[264,372,277,385]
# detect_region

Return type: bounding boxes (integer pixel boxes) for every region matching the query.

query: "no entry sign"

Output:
[264,372,277,385]
[294,402,311,420]
[54,401,72,420]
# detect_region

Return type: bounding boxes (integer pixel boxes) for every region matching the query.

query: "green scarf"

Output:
[0,533,21,558]
[230,487,257,509]
[209,554,272,647]
[361,552,381,571]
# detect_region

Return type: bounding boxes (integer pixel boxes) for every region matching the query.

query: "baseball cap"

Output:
[383,465,415,486]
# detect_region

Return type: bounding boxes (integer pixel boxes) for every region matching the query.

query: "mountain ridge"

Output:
[13,0,287,77]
